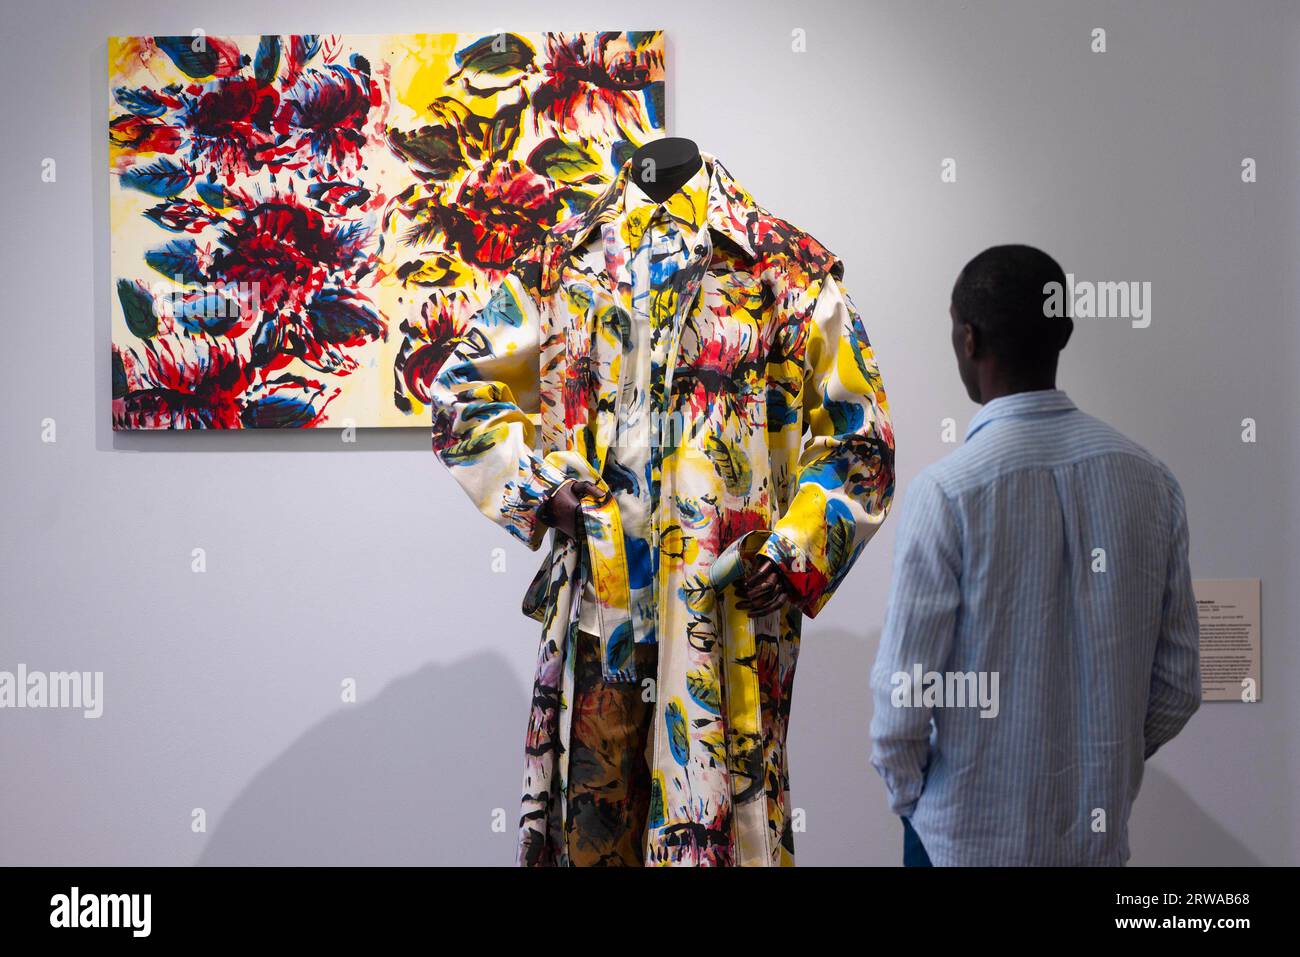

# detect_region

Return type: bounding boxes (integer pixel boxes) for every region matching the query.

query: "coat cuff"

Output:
[536,478,575,528]
[519,460,571,551]
[756,530,832,617]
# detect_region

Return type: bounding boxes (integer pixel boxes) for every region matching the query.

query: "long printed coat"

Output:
[431,154,895,866]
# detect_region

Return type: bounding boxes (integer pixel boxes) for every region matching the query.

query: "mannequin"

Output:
[629,137,703,204]
[433,136,896,865]
[538,136,796,618]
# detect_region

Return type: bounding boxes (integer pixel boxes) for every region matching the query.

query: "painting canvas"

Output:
[108,32,666,429]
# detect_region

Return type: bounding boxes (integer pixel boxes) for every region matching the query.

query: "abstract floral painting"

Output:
[109,32,666,429]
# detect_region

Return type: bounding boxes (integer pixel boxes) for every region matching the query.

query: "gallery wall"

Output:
[1,0,1295,865]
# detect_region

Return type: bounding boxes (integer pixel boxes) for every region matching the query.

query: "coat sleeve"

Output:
[430,256,569,552]
[757,272,896,616]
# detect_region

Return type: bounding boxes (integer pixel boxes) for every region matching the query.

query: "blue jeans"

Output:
[902,816,933,867]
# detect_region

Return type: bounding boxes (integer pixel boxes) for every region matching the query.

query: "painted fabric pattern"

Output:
[565,629,657,866]
[431,154,896,866]
[108,32,665,429]
[575,161,713,644]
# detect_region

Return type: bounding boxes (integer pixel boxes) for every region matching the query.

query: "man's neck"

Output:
[978,373,1057,405]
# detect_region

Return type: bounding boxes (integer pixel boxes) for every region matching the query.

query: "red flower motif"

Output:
[269,65,379,176]
[448,161,563,270]
[182,77,280,179]
[112,337,250,429]
[533,33,658,139]
[210,193,372,313]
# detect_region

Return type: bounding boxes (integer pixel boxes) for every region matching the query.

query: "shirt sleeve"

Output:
[756,274,896,616]
[1143,478,1202,758]
[430,256,569,551]
[869,472,961,817]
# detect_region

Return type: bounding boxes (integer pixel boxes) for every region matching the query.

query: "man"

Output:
[870,244,1200,866]
[432,150,894,866]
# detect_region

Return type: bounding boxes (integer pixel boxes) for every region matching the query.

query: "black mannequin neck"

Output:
[629,137,703,204]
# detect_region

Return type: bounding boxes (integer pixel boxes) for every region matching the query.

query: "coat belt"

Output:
[574,482,636,682]
[707,528,775,866]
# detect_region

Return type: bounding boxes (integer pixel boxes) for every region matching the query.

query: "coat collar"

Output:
[623,159,710,243]
[561,150,761,261]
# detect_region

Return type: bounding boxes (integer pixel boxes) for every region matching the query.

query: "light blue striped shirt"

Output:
[870,390,1201,866]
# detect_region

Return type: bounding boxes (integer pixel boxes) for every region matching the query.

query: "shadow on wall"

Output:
[193,639,1257,866]
[197,653,527,866]
[785,625,889,866]
[1128,767,1261,866]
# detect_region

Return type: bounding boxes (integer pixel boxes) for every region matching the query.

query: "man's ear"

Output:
[961,321,979,360]
[1057,317,1075,351]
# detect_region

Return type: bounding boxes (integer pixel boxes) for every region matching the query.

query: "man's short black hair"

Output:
[951,245,1071,368]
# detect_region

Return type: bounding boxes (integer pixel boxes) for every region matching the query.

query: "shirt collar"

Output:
[965,389,1076,441]
[624,159,711,239]
[561,150,761,261]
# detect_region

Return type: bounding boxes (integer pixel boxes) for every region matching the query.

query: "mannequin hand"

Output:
[735,556,797,619]
[539,480,608,539]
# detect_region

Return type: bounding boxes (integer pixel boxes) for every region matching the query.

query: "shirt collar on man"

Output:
[965,389,1076,442]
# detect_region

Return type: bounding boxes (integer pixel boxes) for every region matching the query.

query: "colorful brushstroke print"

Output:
[430,154,896,865]
[109,32,665,429]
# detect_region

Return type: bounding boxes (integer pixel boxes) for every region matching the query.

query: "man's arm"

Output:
[869,472,961,817]
[1144,478,1201,758]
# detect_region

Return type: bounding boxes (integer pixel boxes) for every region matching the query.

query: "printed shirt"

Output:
[576,163,712,642]
[432,153,895,866]
[869,390,1201,865]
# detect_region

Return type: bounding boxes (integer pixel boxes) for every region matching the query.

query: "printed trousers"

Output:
[564,628,658,866]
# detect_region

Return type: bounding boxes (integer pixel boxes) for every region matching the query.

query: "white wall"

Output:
[1,0,1294,865]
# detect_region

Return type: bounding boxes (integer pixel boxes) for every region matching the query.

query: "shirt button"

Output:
[694,244,706,255]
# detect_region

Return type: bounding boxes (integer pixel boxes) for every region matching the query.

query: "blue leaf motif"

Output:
[144,239,204,284]
[113,86,167,117]
[122,158,193,198]
[666,698,690,766]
